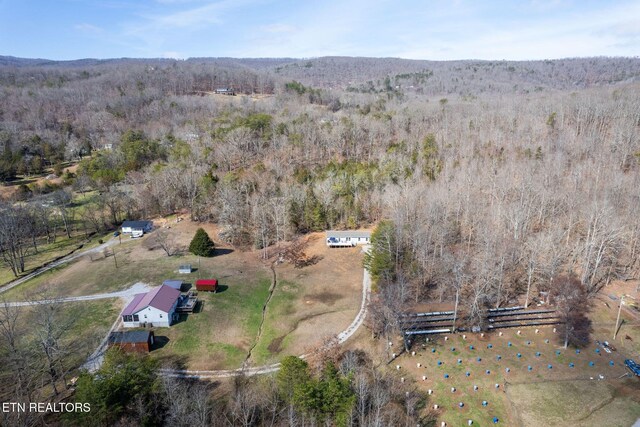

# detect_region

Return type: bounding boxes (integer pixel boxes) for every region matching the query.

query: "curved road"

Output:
[161,246,372,379]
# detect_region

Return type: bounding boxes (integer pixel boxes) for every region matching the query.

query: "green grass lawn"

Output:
[150,274,273,370]
[250,279,301,365]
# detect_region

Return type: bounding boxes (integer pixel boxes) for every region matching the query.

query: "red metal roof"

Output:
[122,285,180,316]
[195,279,218,286]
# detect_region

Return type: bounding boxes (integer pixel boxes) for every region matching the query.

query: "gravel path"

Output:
[3,282,152,307]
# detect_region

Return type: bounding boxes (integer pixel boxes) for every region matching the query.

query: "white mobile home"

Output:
[122,285,180,328]
[121,220,153,235]
[326,230,371,247]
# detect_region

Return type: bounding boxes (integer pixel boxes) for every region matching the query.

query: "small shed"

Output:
[196,279,218,292]
[178,264,192,274]
[108,330,154,353]
[162,280,183,291]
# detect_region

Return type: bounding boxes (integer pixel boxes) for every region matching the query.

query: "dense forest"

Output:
[1,55,640,425]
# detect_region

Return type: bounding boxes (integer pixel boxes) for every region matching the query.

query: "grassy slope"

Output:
[250,279,301,365]
[507,380,640,426]
[150,275,273,370]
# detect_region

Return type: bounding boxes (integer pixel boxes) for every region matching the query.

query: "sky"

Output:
[0,0,639,61]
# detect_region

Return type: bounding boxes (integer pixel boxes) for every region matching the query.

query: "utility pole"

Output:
[113,248,118,269]
[452,287,460,333]
[613,295,624,340]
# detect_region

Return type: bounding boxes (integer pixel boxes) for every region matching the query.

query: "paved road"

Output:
[0,237,119,296]
[2,282,152,307]
[161,246,372,379]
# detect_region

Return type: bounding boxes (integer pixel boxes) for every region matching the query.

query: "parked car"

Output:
[603,341,617,351]
[113,231,121,237]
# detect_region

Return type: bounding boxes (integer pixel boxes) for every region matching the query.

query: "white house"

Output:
[326,230,371,247]
[121,220,153,235]
[122,285,181,328]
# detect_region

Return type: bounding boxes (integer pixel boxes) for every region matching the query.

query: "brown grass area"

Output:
[265,233,364,359]
[507,379,640,426]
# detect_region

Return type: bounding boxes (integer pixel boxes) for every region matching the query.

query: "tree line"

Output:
[63,348,432,427]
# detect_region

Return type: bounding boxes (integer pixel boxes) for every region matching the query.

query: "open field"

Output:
[4,218,366,371]
[249,233,365,364]
[591,279,640,355]
[149,228,365,369]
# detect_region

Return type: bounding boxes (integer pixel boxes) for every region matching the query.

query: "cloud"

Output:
[140,0,255,30]
[154,0,209,4]
[394,1,640,60]
[261,23,296,34]
[162,51,186,59]
[74,23,104,34]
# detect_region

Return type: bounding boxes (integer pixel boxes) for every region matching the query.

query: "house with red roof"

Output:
[121,285,181,328]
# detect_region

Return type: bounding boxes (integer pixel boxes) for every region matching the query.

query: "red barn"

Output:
[195,279,218,292]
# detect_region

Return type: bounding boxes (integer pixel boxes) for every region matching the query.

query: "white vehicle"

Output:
[131,230,144,239]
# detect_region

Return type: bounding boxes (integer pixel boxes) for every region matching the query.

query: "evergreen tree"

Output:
[363,220,398,285]
[69,349,162,426]
[189,227,216,257]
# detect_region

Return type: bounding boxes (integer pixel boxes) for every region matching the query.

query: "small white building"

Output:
[326,230,371,247]
[122,285,181,328]
[121,220,153,235]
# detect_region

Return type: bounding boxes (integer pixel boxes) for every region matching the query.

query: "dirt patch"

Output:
[267,310,339,354]
[268,335,285,353]
[266,232,365,358]
[303,291,343,306]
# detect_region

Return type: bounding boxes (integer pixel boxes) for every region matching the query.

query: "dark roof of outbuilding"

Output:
[109,330,152,344]
[162,280,183,290]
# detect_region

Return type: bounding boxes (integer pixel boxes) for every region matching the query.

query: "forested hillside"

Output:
[1,55,640,313]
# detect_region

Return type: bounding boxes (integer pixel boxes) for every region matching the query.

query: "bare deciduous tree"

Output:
[152,229,178,256]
